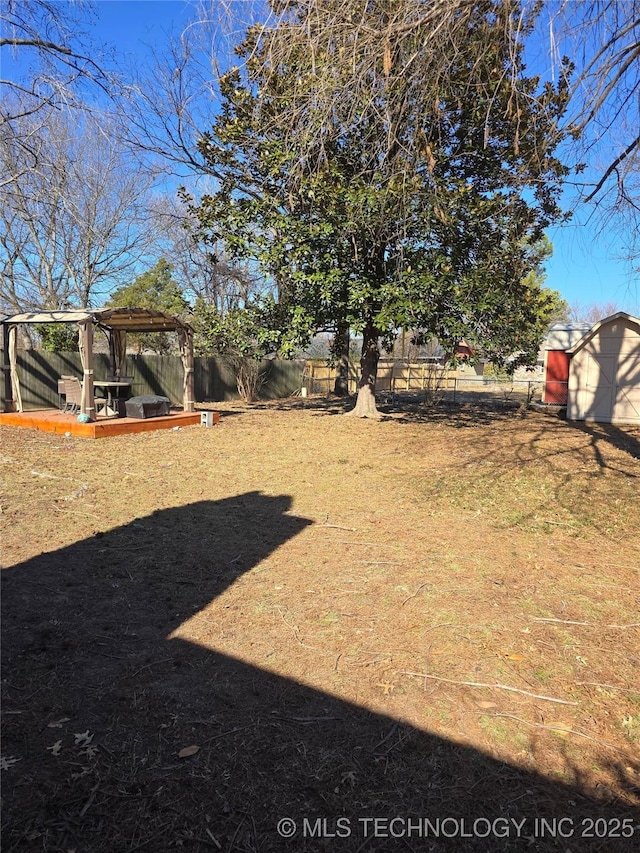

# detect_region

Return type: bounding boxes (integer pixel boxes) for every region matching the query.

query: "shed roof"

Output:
[543,322,591,351]
[566,312,640,355]
[2,307,191,333]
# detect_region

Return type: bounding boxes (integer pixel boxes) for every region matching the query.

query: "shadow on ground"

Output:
[2,494,638,852]
[572,420,640,462]
[249,396,353,416]
[245,394,524,423]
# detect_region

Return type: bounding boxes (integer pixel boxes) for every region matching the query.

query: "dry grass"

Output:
[1,397,639,852]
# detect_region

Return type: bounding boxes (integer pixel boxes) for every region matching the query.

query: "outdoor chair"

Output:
[60,376,82,414]
[57,378,69,410]
[58,375,76,412]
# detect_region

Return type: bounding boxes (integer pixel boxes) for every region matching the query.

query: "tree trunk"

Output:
[349,323,380,418]
[333,322,350,396]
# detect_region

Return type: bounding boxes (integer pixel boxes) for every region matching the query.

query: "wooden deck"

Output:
[0,408,219,438]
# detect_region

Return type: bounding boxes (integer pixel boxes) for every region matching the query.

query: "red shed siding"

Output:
[544,350,570,404]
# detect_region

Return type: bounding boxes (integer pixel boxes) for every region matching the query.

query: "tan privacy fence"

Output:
[302,359,463,395]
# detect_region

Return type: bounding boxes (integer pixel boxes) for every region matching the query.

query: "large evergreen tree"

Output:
[192,0,573,416]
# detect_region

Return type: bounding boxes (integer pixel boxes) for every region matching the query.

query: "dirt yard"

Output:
[2,397,639,852]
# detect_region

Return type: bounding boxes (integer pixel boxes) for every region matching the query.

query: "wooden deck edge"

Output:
[0,410,219,438]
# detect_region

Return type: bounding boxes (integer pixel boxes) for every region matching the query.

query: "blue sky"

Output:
[94,0,190,61]
[6,0,639,317]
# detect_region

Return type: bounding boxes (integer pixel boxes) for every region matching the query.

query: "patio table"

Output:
[94,379,133,418]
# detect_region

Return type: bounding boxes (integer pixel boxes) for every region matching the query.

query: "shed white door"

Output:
[582,353,640,423]
[613,356,640,422]
[584,354,615,420]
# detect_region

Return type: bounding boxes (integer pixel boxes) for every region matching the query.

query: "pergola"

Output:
[2,308,195,419]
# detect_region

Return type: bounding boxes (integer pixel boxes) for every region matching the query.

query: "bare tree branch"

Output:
[0,37,73,53]
[585,132,640,202]
[1,0,120,132]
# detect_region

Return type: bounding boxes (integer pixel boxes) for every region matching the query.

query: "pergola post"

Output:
[2,323,15,413]
[179,328,195,413]
[79,320,96,420]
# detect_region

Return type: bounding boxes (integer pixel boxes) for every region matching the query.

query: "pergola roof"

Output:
[2,307,191,334]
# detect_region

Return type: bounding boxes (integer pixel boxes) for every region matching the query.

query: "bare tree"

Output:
[541,2,640,265]
[114,0,263,182]
[0,99,156,313]
[119,31,217,181]
[148,194,262,312]
[568,300,621,325]
[557,2,639,198]
[1,0,116,120]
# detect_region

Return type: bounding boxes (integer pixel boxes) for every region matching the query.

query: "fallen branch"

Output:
[372,720,400,751]
[128,658,173,679]
[277,607,319,650]
[534,618,640,629]
[205,827,222,849]
[79,781,100,817]
[200,725,254,745]
[400,671,578,705]
[401,582,429,606]
[269,715,341,724]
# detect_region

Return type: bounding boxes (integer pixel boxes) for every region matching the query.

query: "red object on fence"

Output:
[544,350,570,404]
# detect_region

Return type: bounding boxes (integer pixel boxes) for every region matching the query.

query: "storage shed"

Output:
[566,312,640,424]
[542,323,591,404]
